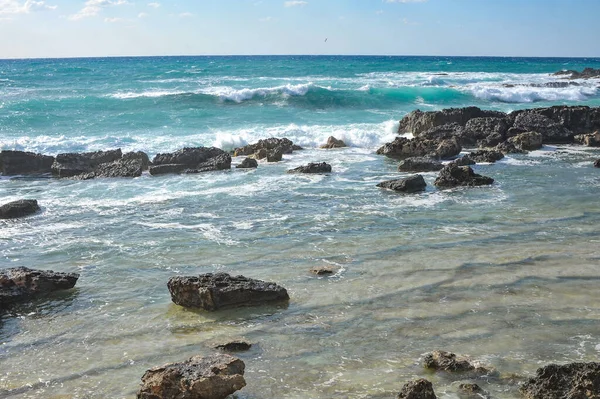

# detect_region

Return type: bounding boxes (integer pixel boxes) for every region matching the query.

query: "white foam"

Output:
[201,83,314,103]
[469,85,598,103]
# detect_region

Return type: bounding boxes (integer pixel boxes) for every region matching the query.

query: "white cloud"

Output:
[69,0,128,21]
[104,16,122,22]
[138,11,147,18]
[284,1,307,7]
[147,2,159,8]
[0,0,57,16]
[179,12,193,17]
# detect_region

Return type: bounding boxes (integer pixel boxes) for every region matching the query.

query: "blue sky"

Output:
[1,0,599,58]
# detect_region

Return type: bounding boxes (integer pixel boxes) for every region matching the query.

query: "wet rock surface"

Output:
[397,157,444,172]
[423,351,493,375]
[554,67,600,79]
[309,266,338,276]
[398,107,504,136]
[137,354,246,399]
[457,383,489,398]
[0,199,41,219]
[76,158,143,180]
[168,272,290,311]
[320,136,347,149]
[574,131,600,147]
[0,267,79,309]
[214,341,252,352]
[397,379,437,399]
[150,147,230,175]
[288,162,332,174]
[233,137,298,160]
[508,131,543,151]
[520,362,600,399]
[377,175,427,193]
[376,137,461,160]
[52,149,123,178]
[462,149,504,164]
[0,150,55,176]
[236,157,258,169]
[434,165,494,188]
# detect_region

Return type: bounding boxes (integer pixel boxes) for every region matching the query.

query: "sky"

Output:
[0,0,599,59]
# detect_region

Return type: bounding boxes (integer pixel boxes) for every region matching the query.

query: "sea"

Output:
[2,55,600,398]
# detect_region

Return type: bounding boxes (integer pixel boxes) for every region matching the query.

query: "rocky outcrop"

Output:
[0,199,41,219]
[574,131,600,147]
[463,117,509,146]
[0,267,79,309]
[494,141,526,154]
[520,362,600,399]
[233,138,298,161]
[287,162,332,174]
[451,157,476,167]
[167,273,289,311]
[320,136,347,149]
[52,149,123,178]
[553,68,600,79]
[508,131,543,151]
[434,165,494,188]
[509,113,572,144]
[397,379,437,399]
[0,150,54,176]
[150,147,231,175]
[215,341,252,352]
[76,158,143,180]
[236,158,258,169]
[137,354,246,399]
[376,137,461,160]
[423,351,493,375]
[462,149,504,164]
[418,123,463,141]
[377,175,427,193]
[398,107,505,136]
[457,383,488,398]
[123,151,150,170]
[398,157,443,172]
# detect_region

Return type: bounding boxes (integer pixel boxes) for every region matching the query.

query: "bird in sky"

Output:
[325,38,328,42]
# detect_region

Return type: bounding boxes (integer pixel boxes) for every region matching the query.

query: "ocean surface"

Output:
[2,55,600,398]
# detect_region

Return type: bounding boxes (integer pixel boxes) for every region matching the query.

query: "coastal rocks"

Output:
[508,131,543,151]
[423,351,492,375]
[398,157,443,172]
[554,67,600,79]
[233,137,299,161]
[309,266,338,276]
[457,383,488,398]
[150,147,231,175]
[0,267,79,309]
[418,123,463,141]
[462,149,505,164]
[464,117,509,146]
[397,379,437,399]
[215,341,252,352]
[287,162,332,174]
[376,137,461,160]
[377,175,427,193]
[0,150,55,176]
[398,107,504,136]
[509,112,572,144]
[320,136,347,149]
[434,165,494,188]
[236,158,258,169]
[534,105,600,135]
[76,158,143,180]
[436,138,462,160]
[520,362,600,399]
[123,151,150,170]
[186,153,232,174]
[52,149,123,178]
[494,140,526,154]
[0,199,40,219]
[137,354,246,399]
[574,131,600,147]
[167,273,290,311]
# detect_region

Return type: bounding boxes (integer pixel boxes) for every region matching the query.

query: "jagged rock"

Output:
[137,354,246,399]
[451,156,476,167]
[398,107,505,136]
[266,148,283,162]
[520,362,600,399]
[377,175,427,193]
[509,112,573,143]
[236,158,258,169]
[464,117,509,146]
[123,151,150,170]
[149,164,188,176]
[423,351,493,375]
[309,266,337,276]
[0,199,41,219]
[495,141,527,154]
[287,162,332,174]
[574,131,600,147]
[457,383,488,398]
[595,159,600,168]
[478,131,507,148]
[320,136,347,149]
[508,131,543,151]
[436,138,462,160]
[52,149,123,178]
[233,138,297,159]
[0,150,55,176]
[434,166,494,188]
[397,379,437,399]
[462,149,504,164]
[76,158,143,180]
[418,123,463,141]
[215,341,252,352]
[186,153,232,173]
[376,137,461,160]
[168,273,289,311]
[553,68,600,79]
[398,157,444,172]
[0,267,79,309]
[532,106,600,135]
[152,147,226,167]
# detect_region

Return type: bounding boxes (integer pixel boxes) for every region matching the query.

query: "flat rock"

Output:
[152,147,225,167]
[76,158,143,180]
[397,157,443,172]
[288,162,332,174]
[168,272,290,311]
[0,199,41,219]
[186,153,232,173]
[397,379,437,399]
[434,165,494,188]
[423,351,493,375]
[137,354,246,399]
[0,150,55,176]
[0,267,79,309]
[320,136,347,149]
[520,362,600,399]
[377,175,427,193]
[52,149,122,178]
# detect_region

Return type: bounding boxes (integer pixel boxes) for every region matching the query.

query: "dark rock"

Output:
[508,131,543,151]
[463,117,509,146]
[495,141,527,155]
[574,131,600,147]
[309,266,337,276]
[376,137,461,160]
[167,273,290,311]
[0,199,41,219]
[553,68,600,79]
[233,138,297,159]
[463,149,505,164]
[137,354,246,399]
[434,165,494,188]
[478,131,506,148]
[266,148,283,162]
[457,383,488,398]
[76,158,143,180]
[249,148,268,160]
[398,107,505,136]
[215,341,252,352]
[532,106,600,135]
[123,151,150,170]
[594,159,600,168]
[152,147,226,168]
[423,351,493,375]
[186,153,232,173]
[320,136,347,149]
[418,123,463,141]
[436,138,462,160]
[451,156,476,167]
[397,379,437,399]
[292,144,303,151]
[149,164,188,176]
[520,362,600,399]
[236,158,258,169]
[0,150,54,176]
[509,112,573,144]
[377,175,427,193]
[52,149,123,178]
[398,157,444,172]
[287,162,332,174]
[0,267,79,309]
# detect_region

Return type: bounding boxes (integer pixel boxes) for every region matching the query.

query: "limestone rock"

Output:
[508,131,543,151]
[320,136,347,149]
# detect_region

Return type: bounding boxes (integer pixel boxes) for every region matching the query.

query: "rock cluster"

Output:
[554,68,600,79]
[423,350,493,375]
[520,362,600,399]
[233,137,301,162]
[0,150,54,175]
[150,147,231,175]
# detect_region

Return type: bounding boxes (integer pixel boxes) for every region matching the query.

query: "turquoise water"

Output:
[2,56,600,398]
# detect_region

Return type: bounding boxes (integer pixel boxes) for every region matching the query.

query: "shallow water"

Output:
[2,56,600,398]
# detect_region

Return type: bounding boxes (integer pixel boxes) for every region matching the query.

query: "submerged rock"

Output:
[457,383,489,399]
[320,136,347,149]
[0,267,79,309]
[434,165,494,188]
[0,199,41,219]
[553,67,600,79]
[287,162,332,174]
[309,266,338,276]
[214,341,252,352]
[377,175,427,193]
[423,351,493,375]
[137,354,246,399]
[397,379,437,399]
[397,157,444,172]
[236,158,258,169]
[508,131,543,151]
[595,159,600,168]
[0,150,55,176]
[520,362,600,399]
[168,272,290,311]
[52,149,123,178]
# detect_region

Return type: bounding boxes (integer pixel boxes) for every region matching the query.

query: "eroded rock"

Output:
[520,362,600,399]
[423,351,493,375]
[398,107,505,136]
[76,158,143,180]
[0,150,54,176]
[377,175,427,193]
[0,199,41,219]
[397,157,444,172]
[434,165,494,188]
[215,341,252,352]
[462,149,504,164]
[233,138,297,160]
[320,136,347,149]
[574,131,600,147]
[508,131,543,151]
[287,162,332,174]
[236,158,258,169]
[52,149,123,178]
[397,379,437,399]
